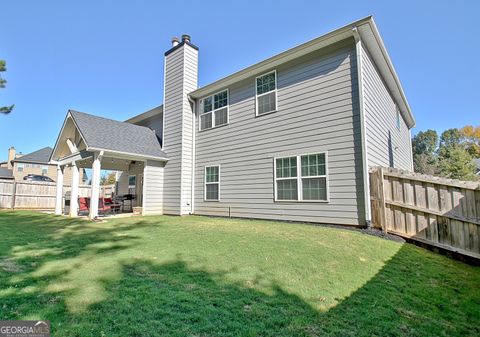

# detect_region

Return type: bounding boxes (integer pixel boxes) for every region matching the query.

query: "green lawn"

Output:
[0,211,479,336]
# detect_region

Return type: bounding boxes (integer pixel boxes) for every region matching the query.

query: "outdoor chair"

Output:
[98,198,112,216]
[104,197,121,214]
[78,197,90,215]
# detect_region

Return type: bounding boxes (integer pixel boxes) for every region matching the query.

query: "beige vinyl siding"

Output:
[162,44,198,215]
[143,160,165,215]
[194,39,366,226]
[13,162,85,185]
[361,44,413,171]
[116,172,129,195]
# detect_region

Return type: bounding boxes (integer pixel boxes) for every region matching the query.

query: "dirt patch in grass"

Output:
[0,257,23,273]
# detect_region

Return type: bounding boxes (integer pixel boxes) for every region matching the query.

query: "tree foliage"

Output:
[412,126,478,181]
[412,130,439,175]
[0,60,14,114]
[100,172,117,186]
[437,146,476,180]
[460,125,480,158]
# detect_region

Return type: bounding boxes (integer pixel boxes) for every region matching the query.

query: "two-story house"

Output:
[50,16,415,225]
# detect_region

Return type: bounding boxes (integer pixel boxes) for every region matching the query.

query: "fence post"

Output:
[378,167,387,234]
[10,182,17,210]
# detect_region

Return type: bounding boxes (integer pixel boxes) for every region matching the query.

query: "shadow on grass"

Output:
[0,211,479,336]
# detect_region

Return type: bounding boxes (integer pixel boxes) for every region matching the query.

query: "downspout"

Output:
[188,95,196,215]
[352,27,372,228]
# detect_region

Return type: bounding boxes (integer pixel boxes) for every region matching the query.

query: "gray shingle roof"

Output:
[70,110,167,160]
[14,147,53,164]
[0,168,14,179]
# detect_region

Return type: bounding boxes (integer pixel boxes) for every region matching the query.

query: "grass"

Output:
[0,211,479,336]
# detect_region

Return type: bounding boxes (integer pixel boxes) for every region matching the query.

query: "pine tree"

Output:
[0,60,14,114]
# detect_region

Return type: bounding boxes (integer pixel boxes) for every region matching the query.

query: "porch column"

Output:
[55,165,64,215]
[89,152,102,220]
[69,162,79,217]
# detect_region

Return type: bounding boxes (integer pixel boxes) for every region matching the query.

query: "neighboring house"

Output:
[2,146,87,184]
[51,16,415,226]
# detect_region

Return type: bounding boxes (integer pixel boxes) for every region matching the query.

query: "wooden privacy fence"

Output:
[370,167,480,259]
[0,180,115,210]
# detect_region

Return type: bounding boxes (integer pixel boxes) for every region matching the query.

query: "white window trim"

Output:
[255,70,278,116]
[128,174,136,188]
[199,89,229,131]
[273,151,329,203]
[17,163,24,172]
[204,165,220,202]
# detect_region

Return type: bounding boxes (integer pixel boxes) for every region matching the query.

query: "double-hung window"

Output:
[256,70,277,115]
[274,153,328,201]
[204,166,220,201]
[17,163,24,172]
[199,90,229,131]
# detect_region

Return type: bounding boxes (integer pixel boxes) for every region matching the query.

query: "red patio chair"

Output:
[78,197,90,215]
[98,198,112,216]
[104,198,121,214]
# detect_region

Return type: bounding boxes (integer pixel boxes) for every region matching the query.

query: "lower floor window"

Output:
[275,153,328,201]
[205,166,220,201]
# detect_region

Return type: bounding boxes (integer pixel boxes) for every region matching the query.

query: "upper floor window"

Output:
[17,163,24,172]
[256,70,277,115]
[199,90,229,131]
[42,166,48,175]
[274,152,328,202]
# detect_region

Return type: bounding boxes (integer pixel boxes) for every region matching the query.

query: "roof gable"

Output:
[51,110,167,161]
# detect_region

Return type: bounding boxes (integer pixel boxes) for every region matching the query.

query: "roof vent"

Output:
[181,34,191,43]
[171,37,180,47]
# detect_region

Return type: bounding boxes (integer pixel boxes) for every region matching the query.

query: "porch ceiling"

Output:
[76,156,144,171]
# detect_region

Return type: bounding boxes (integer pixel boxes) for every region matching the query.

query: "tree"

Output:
[437,128,476,180]
[100,172,117,186]
[0,60,14,114]
[412,130,438,174]
[460,125,480,158]
[438,128,462,153]
[437,146,476,180]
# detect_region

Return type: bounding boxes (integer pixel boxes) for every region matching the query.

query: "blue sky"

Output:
[1,0,479,159]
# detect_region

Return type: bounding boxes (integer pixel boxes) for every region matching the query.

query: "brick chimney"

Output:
[7,147,15,170]
[162,34,199,215]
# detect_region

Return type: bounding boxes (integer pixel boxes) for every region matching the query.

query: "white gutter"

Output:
[352,27,372,228]
[188,96,196,215]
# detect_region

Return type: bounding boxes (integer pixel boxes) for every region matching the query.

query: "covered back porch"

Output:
[50,110,167,219]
